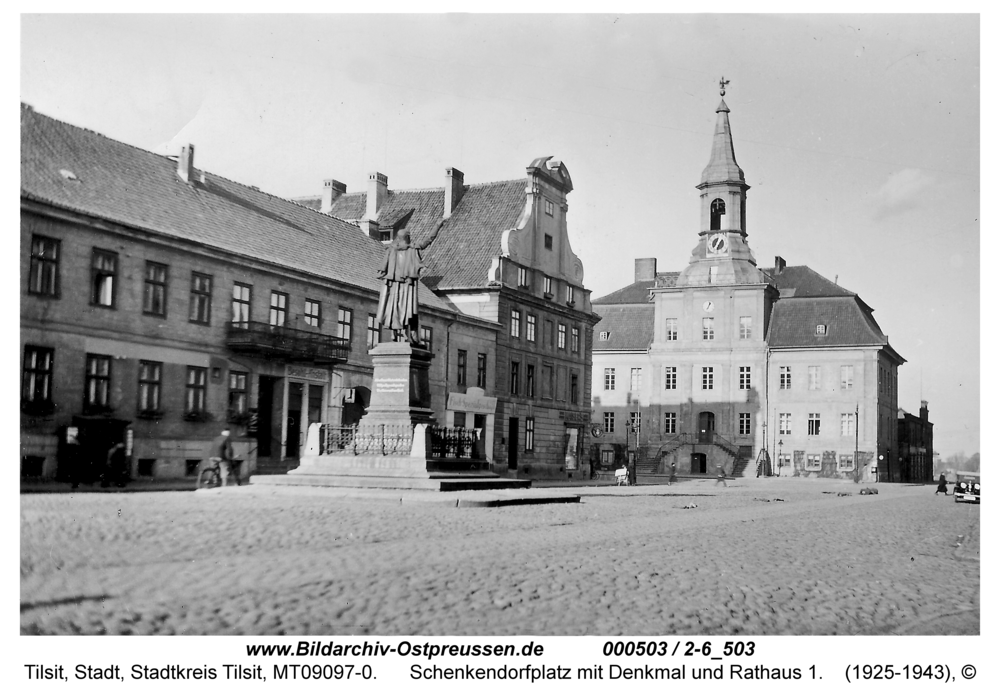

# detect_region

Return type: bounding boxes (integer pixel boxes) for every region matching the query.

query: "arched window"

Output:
[710,199,726,230]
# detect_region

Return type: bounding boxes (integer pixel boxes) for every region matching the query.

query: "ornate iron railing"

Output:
[427,426,479,460]
[321,423,414,456]
[226,321,349,363]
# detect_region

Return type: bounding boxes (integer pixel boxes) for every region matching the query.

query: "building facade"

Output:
[591,93,906,481]
[898,401,934,483]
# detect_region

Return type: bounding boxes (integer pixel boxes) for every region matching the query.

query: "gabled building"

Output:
[20,103,497,481]
[591,92,905,481]
[297,157,600,479]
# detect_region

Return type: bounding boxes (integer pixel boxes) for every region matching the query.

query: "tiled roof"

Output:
[20,104,453,312]
[310,179,528,291]
[592,272,681,305]
[761,265,855,298]
[592,305,655,351]
[767,296,888,348]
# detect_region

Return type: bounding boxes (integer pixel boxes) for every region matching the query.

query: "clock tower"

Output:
[677,78,767,287]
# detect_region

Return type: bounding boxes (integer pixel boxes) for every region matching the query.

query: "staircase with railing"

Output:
[633,432,754,478]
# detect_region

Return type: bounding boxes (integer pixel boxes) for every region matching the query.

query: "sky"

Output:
[19,13,980,458]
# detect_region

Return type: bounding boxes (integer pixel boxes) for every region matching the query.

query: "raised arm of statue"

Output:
[413,219,445,251]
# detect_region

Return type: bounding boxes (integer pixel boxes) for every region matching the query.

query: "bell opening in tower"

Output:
[711,198,726,230]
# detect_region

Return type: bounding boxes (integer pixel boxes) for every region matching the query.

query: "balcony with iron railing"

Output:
[226,321,349,363]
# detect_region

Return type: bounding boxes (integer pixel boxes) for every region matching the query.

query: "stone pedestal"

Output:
[362,342,435,427]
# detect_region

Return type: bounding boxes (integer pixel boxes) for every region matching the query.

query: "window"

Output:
[544,199,554,216]
[664,412,677,435]
[367,314,380,349]
[629,412,641,432]
[457,349,467,386]
[778,454,792,469]
[702,366,714,390]
[664,366,677,390]
[28,236,60,296]
[229,371,248,415]
[808,366,821,390]
[138,361,162,412]
[739,316,752,340]
[838,454,854,471]
[806,454,822,470]
[91,249,118,307]
[542,365,554,399]
[604,412,615,433]
[143,262,168,316]
[269,291,288,326]
[571,326,580,353]
[702,317,715,340]
[570,372,579,404]
[510,309,521,338]
[779,366,791,390]
[709,266,718,284]
[232,283,251,328]
[526,314,536,342]
[739,366,752,390]
[543,276,553,296]
[739,412,751,436]
[840,412,855,436]
[453,412,467,429]
[604,368,616,391]
[185,367,207,414]
[665,318,678,341]
[22,346,53,405]
[808,413,821,436]
[517,267,529,287]
[477,353,487,388]
[815,324,827,336]
[558,324,567,349]
[189,273,212,324]
[420,326,433,351]
[304,299,321,328]
[510,360,520,395]
[779,413,791,435]
[601,450,615,465]
[526,364,535,398]
[338,308,353,342]
[525,417,535,451]
[544,234,553,249]
[599,331,611,341]
[84,354,111,409]
[630,367,642,391]
[566,285,575,304]
[841,365,854,390]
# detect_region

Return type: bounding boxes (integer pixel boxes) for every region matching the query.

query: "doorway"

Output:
[257,376,279,457]
[286,382,303,458]
[691,452,707,474]
[698,411,716,444]
[508,417,519,469]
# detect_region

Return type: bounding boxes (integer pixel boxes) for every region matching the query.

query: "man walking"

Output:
[210,428,239,487]
[715,462,728,487]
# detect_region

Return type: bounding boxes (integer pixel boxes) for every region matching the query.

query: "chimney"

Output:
[321,179,347,214]
[444,167,465,218]
[774,256,786,274]
[920,400,929,421]
[366,172,388,220]
[635,258,657,282]
[177,144,195,183]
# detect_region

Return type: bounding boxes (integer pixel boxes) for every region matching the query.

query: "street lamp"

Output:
[777,439,783,477]
[626,422,639,485]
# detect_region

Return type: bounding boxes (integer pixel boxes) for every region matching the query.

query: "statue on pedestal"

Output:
[375,220,444,345]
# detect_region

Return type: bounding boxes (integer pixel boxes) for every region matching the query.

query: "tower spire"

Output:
[700,77,744,185]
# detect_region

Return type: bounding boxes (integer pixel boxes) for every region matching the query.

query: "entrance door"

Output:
[698,411,716,444]
[691,452,707,474]
[286,382,303,458]
[257,377,277,457]
[508,417,519,469]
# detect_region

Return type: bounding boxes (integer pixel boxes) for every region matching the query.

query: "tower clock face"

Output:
[703,301,715,312]
[708,233,729,255]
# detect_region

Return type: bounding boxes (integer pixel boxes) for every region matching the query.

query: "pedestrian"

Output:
[668,461,677,486]
[207,428,239,487]
[715,462,728,487]
[935,473,949,495]
[102,442,128,488]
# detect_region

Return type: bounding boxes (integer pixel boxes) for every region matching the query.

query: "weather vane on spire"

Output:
[719,76,730,97]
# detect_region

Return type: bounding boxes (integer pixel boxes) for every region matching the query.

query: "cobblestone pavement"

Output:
[20,478,979,636]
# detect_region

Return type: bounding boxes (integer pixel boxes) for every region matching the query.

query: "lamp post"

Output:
[627,422,638,485]
[777,439,783,477]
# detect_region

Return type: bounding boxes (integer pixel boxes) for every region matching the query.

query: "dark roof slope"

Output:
[761,265,855,298]
[767,296,889,348]
[592,272,680,305]
[592,305,655,351]
[20,104,452,312]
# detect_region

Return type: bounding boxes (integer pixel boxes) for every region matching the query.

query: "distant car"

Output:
[954,471,980,504]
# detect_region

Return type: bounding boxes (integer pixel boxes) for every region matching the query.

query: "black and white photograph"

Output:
[18,9,982,686]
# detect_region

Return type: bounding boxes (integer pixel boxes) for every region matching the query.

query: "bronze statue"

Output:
[375,220,444,344]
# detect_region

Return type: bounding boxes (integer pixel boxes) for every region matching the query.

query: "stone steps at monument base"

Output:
[250,473,531,492]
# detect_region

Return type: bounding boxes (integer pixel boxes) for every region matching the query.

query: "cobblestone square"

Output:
[21,478,979,636]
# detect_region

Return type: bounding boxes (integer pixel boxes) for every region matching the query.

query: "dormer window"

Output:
[599,331,611,341]
[517,267,529,288]
[543,276,553,297]
[816,324,827,336]
[544,199,554,216]
[710,198,726,230]
[566,285,575,305]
